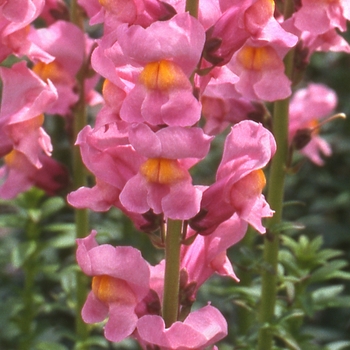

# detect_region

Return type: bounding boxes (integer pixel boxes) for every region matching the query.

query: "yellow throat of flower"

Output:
[140,158,188,185]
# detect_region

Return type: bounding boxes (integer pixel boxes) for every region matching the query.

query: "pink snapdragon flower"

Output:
[227,36,296,101]
[204,0,297,66]
[0,150,69,199]
[190,120,276,235]
[293,0,350,36]
[0,0,51,62]
[289,83,337,165]
[200,68,257,135]
[181,214,248,296]
[76,230,150,342]
[120,123,212,220]
[67,122,141,207]
[136,304,227,350]
[29,20,100,115]
[84,0,176,30]
[93,13,205,127]
[0,61,57,166]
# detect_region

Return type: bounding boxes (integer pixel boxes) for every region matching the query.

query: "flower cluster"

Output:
[1,0,349,348]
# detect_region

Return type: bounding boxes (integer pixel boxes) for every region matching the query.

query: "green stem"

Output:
[70,2,90,348]
[19,221,40,350]
[257,2,295,348]
[162,219,183,327]
[236,227,256,335]
[185,0,199,18]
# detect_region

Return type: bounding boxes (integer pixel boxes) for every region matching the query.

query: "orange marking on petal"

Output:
[139,60,188,91]
[140,158,187,185]
[230,169,266,208]
[32,61,71,84]
[237,46,277,71]
[92,275,136,305]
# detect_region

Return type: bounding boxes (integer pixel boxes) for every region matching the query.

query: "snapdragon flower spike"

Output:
[76,230,150,342]
[135,304,227,350]
[0,61,57,166]
[289,83,337,165]
[119,123,212,220]
[104,13,205,127]
[190,120,276,235]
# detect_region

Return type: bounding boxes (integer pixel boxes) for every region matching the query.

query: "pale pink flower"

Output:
[190,120,276,234]
[289,83,337,165]
[0,61,57,167]
[93,13,205,127]
[120,123,212,220]
[181,214,248,296]
[293,0,350,36]
[76,230,150,342]
[136,304,227,350]
[29,20,90,115]
[0,150,69,199]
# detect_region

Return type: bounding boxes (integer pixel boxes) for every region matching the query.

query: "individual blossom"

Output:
[190,120,276,235]
[0,150,69,199]
[119,123,212,220]
[227,37,295,101]
[289,83,337,166]
[199,66,258,135]
[203,0,297,67]
[83,0,176,31]
[93,13,205,127]
[0,0,52,62]
[293,0,350,36]
[0,61,57,166]
[180,214,247,299]
[67,122,165,232]
[76,230,150,342]
[135,304,227,350]
[30,20,101,116]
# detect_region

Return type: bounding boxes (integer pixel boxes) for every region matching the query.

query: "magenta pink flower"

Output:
[190,120,276,234]
[289,83,337,165]
[76,230,150,342]
[119,123,212,220]
[136,304,227,350]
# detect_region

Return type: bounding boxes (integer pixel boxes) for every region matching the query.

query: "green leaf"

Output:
[11,241,37,268]
[40,197,65,218]
[312,285,344,304]
[324,341,350,350]
[35,342,68,350]
[270,221,305,235]
[309,260,349,283]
